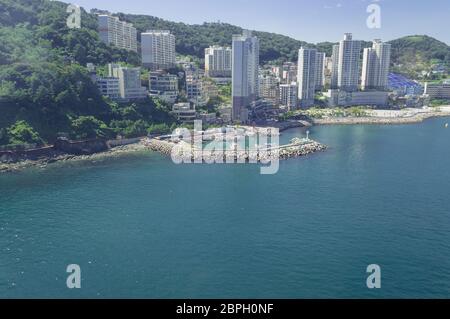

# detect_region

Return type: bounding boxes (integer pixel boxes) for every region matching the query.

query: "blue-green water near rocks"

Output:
[1,118,450,298]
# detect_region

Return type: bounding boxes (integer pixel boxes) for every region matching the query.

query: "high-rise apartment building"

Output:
[315,52,326,91]
[330,44,340,89]
[205,46,232,78]
[337,33,361,92]
[232,30,260,122]
[141,30,176,71]
[361,40,391,91]
[98,15,137,52]
[297,47,317,107]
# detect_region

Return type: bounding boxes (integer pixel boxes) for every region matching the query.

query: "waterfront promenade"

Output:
[312,106,450,125]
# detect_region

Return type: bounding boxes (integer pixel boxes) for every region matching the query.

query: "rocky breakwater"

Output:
[144,138,175,156]
[144,137,327,163]
[278,138,327,160]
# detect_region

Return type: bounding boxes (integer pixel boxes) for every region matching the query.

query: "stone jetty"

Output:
[143,137,326,163]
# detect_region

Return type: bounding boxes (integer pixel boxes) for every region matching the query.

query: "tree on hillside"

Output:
[6,120,43,145]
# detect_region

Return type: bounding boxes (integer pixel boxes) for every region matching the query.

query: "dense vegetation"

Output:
[116,14,310,64]
[389,35,450,79]
[0,0,175,146]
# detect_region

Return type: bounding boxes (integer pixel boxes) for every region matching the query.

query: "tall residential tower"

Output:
[232,30,260,122]
[205,46,232,78]
[315,52,326,91]
[361,40,391,90]
[141,30,176,71]
[297,47,317,107]
[337,33,362,92]
[330,44,340,89]
[98,15,137,52]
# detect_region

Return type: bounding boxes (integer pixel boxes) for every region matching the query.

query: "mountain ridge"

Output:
[113,9,450,76]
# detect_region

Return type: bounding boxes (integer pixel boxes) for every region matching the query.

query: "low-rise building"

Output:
[186,73,205,105]
[96,77,121,100]
[424,83,450,99]
[202,80,219,101]
[259,74,279,103]
[108,64,148,100]
[279,82,298,110]
[198,112,217,124]
[185,70,219,106]
[149,71,179,104]
[391,94,429,108]
[281,62,297,84]
[172,103,196,123]
[218,106,233,123]
[327,89,388,107]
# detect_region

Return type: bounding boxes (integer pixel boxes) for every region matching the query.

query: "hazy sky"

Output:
[70,0,450,44]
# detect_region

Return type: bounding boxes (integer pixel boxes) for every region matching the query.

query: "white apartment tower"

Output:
[205,46,232,78]
[337,33,362,92]
[98,15,137,52]
[330,44,340,89]
[297,47,317,107]
[232,30,260,122]
[141,30,176,71]
[315,52,326,91]
[361,39,391,91]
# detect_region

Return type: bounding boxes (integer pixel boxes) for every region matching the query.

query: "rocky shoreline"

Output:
[0,143,148,173]
[3,109,448,174]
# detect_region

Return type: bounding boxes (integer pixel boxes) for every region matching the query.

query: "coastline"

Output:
[310,106,450,126]
[0,142,149,173]
[2,107,450,174]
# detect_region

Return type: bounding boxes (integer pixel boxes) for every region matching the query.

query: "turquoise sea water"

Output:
[1,118,450,298]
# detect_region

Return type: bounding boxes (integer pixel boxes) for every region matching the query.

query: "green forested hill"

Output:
[0,0,174,147]
[117,13,310,63]
[388,35,450,78]
[117,13,449,72]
